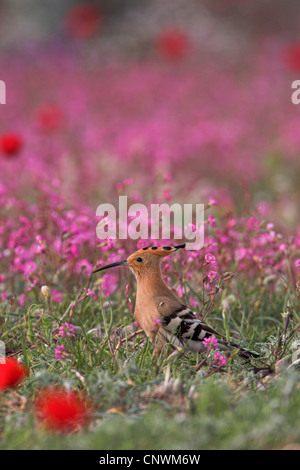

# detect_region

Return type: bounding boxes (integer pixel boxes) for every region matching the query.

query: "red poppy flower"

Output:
[0,358,27,390]
[0,133,23,157]
[36,104,64,132]
[284,43,300,71]
[35,387,91,432]
[156,28,190,60]
[65,4,102,39]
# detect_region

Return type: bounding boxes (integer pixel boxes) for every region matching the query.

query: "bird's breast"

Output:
[134,298,160,338]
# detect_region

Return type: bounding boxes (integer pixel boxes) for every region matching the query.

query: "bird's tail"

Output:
[220,339,259,360]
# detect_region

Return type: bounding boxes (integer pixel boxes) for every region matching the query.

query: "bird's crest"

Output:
[127,244,185,262]
[93,244,185,273]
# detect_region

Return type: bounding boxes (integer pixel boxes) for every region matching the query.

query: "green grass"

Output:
[0,277,299,450]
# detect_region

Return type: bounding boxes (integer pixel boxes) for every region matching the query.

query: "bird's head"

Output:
[93,244,185,279]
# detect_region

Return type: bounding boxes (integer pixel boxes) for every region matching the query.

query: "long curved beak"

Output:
[174,244,186,250]
[93,259,128,274]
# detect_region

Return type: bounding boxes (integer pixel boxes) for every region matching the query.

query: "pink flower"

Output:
[101,238,115,251]
[208,197,218,206]
[137,240,149,250]
[23,261,37,276]
[75,259,93,275]
[58,323,75,337]
[115,178,133,190]
[37,309,44,319]
[34,235,46,254]
[205,253,216,264]
[213,352,227,367]
[203,335,219,350]
[153,318,161,326]
[227,218,236,228]
[294,259,300,269]
[15,245,25,257]
[69,244,79,259]
[101,273,118,297]
[83,287,95,297]
[176,286,185,298]
[54,345,65,360]
[207,215,216,227]
[19,293,26,306]
[235,247,248,261]
[207,271,220,282]
[52,289,64,303]
[163,172,172,184]
[247,217,261,231]
[189,297,199,309]
[163,188,171,201]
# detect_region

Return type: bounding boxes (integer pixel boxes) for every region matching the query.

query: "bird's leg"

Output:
[154,345,161,361]
[115,328,144,352]
[194,357,207,371]
[166,347,186,361]
[167,349,180,360]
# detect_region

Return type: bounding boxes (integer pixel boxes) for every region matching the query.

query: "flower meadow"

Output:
[1,5,300,449]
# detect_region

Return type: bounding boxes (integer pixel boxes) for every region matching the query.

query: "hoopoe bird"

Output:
[93,244,258,359]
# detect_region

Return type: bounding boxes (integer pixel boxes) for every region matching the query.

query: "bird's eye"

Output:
[136,257,143,263]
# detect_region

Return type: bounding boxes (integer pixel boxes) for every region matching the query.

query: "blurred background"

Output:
[1,0,300,53]
[1,0,300,230]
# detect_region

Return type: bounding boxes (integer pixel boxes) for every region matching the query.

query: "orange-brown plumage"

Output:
[93,244,259,358]
[94,245,184,346]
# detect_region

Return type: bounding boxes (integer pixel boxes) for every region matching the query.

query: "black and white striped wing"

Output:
[156,297,259,358]
[156,298,221,353]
